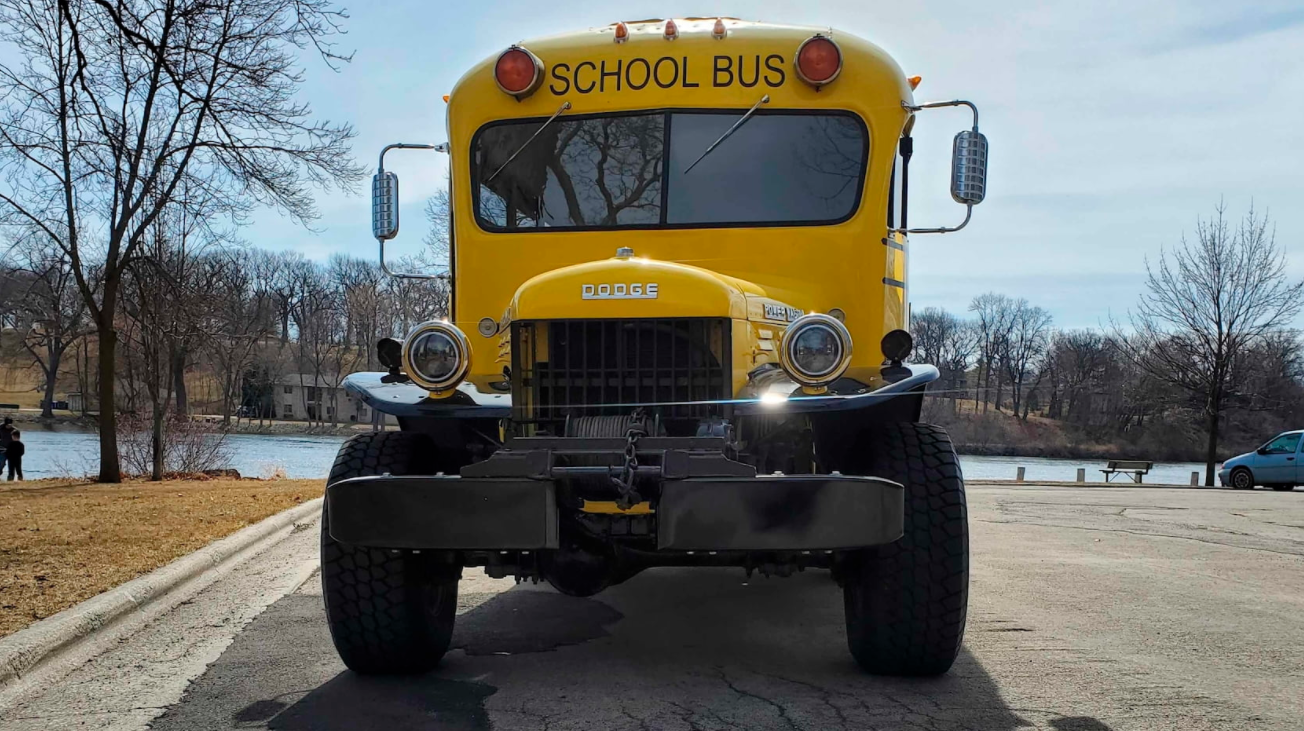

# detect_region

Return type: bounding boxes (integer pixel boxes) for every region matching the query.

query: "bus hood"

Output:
[508,254,801,323]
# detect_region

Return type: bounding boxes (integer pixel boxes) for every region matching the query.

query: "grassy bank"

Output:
[0,477,319,638]
[929,406,1244,463]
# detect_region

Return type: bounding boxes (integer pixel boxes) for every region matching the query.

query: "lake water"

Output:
[6,429,1214,485]
[8,430,349,480]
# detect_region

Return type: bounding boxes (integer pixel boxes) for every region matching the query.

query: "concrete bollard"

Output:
[1077,468,1086,483]
[1016,466,1026,482]
[1191,472,1200,486]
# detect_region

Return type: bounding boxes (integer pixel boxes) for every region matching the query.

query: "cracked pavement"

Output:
[3,484,1303,730]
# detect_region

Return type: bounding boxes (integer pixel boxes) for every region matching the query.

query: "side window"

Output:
[1263,433,1301,454]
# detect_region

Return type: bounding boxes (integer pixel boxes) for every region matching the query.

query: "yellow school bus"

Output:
[326,18,988,677]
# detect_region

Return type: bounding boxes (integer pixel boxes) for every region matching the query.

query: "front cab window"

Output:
[472,110,867,231]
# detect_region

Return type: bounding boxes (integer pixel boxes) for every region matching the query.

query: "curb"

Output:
[0,497,323,688]
[968,480,1225,490]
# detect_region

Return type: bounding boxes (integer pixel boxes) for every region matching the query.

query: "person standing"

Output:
[5,429,22,481]
[0,417,14,475]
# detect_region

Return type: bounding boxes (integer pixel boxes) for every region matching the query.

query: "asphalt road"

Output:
[4,484,1303,730]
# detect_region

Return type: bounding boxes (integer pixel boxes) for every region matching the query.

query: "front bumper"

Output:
[326,440,904,552]
[341,364,939,420]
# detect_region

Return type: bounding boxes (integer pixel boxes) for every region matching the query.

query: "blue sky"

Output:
[252,0,1304,330]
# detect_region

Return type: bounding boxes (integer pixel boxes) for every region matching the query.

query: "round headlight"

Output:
[780,314,853,387]
[403,322,470,392]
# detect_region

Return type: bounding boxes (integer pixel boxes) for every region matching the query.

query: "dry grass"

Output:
[0,476,321,638]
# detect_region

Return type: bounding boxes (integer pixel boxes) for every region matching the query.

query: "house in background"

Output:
[276,374,371,423]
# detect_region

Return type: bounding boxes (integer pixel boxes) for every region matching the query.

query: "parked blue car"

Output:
[1219,430,1302,491]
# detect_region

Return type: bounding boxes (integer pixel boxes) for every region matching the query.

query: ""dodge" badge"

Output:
[582,283,659,300]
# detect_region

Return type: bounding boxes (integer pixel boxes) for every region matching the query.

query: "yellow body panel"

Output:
[442,19,916,395]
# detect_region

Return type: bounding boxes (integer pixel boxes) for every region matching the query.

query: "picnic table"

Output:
[1100,460,1153,483]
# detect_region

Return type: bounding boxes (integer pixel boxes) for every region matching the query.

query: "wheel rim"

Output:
[1234,471,1251,489]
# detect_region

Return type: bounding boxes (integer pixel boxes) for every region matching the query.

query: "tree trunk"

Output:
[1204,407,1220,487]
[97,324,121,483]
[172,348,188,416]
[40,345,61,419]
[151,407,165,481]
[221,370,233,427]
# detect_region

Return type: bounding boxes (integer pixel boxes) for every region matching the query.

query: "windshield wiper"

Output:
[486,101,572,183]
[682,94,770,174]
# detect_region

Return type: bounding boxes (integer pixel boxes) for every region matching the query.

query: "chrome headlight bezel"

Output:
[402,321,471,392]
[779,313,853,387]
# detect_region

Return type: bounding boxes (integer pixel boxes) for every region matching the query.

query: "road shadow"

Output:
[154,568,1113,730]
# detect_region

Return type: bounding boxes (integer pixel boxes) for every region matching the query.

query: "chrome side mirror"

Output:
[372,171,399,240]
[951,129,988,205]
[373,142,448,280]
[902,99,987,235]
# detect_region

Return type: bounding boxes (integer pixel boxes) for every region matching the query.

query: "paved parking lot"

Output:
[4,484,1302,730]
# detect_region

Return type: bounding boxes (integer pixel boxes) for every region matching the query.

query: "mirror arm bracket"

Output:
[900,204,972,236]
[903,99,980,132]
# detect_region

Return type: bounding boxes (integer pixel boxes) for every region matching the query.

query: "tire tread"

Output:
[321,432,457,674]
[844,422,969,676]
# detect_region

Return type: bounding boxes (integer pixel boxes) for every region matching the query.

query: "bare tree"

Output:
[1122,204,1303,485]
[968,292,1017,413]
[0,0,362,481]
[206,252,275,425]
[913,307,977,416]
[1001,300,1053,420]
[1045,330,1112,423]
[422,189,452,269]
[2,240,92,416]
[119,198,227,479]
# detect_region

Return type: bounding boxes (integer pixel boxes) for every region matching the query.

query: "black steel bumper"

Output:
[326,473,903,552]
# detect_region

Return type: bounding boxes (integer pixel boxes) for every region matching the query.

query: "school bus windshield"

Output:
[473,110,867,231]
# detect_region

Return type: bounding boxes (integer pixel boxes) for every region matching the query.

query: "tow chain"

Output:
[610,412,647,510]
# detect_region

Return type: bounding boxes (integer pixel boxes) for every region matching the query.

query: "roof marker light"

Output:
[614,22,629,43]
[908,75,922,90]
[442,94,450,103]
[794,34,842,88]
[664,19,678,40]
[712,18,727,39]
[494,46,544,99]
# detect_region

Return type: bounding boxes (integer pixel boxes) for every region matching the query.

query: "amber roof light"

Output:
[795,35,842,87]
[494,46,544,99]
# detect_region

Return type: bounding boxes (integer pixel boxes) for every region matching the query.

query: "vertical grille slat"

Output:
[512,318,730,431]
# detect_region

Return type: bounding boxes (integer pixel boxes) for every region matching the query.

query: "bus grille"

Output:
[512,318,731,429]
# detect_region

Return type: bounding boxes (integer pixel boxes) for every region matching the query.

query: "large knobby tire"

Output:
[1230,467,1255,490]
[321,432,459,674]
[842,422,969,676]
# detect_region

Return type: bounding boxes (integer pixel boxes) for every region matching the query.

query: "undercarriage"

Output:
[325,425,905,593]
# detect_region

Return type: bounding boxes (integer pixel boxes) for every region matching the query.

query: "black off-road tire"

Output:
[842,422,968,676]
[1230,467,1255,490]
[321,432,459,675]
